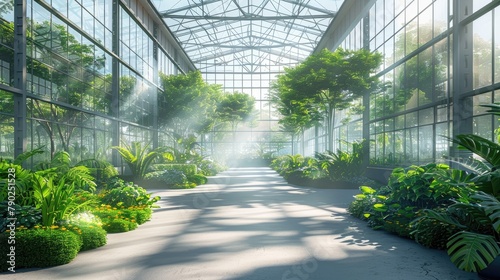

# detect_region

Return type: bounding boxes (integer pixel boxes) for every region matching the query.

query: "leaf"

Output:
[447,231,500,272]
[472,192,500,233]
[354,194,366,200]
[452,134,500,167]
[360,186,376,194]
[373,203,387,212]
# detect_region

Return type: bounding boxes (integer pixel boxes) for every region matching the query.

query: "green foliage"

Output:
[410,192,500,272]
[32,174,91,226]
[159,71,223,135]
[93,206,152,226]
[447,231,500,272]
[0,162,35,206]
[0,229,82,271]
[76,159,118,189]
[35,150,97,193]
[315,140,366,181]
[101,182,160,208]
[112,141,164,179]
[150,163,198,175]
[349,163,478,241]
[0,202,41,232]
[77,223,107,251]
[187,174,208,185]
[216,91,256,124]
[271,154,324,181]
[271,48,383,149]
[145,170,187,186]
[11,146,45,166]
[101,219,138,233]
[197,159,226,176]
[451,134,500,197]
[410,209,461,249]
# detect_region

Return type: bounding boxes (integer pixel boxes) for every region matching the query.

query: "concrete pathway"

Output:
[5,167,478,280]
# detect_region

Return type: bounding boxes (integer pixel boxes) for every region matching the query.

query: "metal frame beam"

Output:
[13,0,27,158]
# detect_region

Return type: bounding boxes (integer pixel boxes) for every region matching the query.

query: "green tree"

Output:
[216,91,255,155]
[272,48,382,151]
[158,71,223,138]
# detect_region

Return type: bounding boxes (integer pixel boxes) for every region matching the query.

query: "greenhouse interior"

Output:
[1,0,500,279]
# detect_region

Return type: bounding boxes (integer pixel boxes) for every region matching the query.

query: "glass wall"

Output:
[201,51,294,160]
[316,0,499,167]
[0,0,193,167]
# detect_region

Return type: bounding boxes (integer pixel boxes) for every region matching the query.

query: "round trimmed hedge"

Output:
[78,225,107,251]
[0,229,81,272]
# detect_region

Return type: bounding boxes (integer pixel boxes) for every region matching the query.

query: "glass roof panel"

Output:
[151,0,345,73]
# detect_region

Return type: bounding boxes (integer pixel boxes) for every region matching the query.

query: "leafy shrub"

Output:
[76,159,118,189]
[0,202,41,232]
[145,169,187,186]
[78,224,107,250]
[0,162,36,206]
[65,212,107,251]
[101,181,160,208]
[111,141,164,179]
[348,163,477,245]
[35,151,97,192]
[0,229,82,271]
[315,140,366,181]
[197,159,226,176]
[410,208,460,250]
[150,163,197,175]
[32,174,94,226]
[101,219,138,233]
[93,206,152,225]
[187,174,208,185]
[69,211,103,226]
[270,155,322,179]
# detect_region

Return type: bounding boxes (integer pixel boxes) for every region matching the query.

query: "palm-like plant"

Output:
[111,141,164,179]
[451,134,500,197]
[416,103,500,272]
[417,192,500,272]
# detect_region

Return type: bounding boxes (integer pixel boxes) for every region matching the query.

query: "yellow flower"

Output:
[34,225,40,229]
[61,227,67,231]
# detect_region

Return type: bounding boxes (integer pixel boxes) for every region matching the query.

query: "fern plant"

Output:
[111,141,164,179]
[35,151,97,192]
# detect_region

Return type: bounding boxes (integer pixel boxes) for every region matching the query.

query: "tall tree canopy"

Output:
[271,48,383,150]
[216,91,255,126]
[158,71,222,137]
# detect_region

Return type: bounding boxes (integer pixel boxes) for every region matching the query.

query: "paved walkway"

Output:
[5,167,477,280]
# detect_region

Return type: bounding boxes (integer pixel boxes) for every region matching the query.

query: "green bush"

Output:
[410,209,460,250]
[197,159,226,176]
[101,181,160,208]
[76,159,118,189]
[0,202,41,232]
[67,212,107,250]
[78,224,107,250]
[187,174,208,185]
[348,163,478,246]
[144,169,187,186]
[101,219,138,233]
[150,164,197,175]
[92,206,152,226]
[0,229,82,272]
